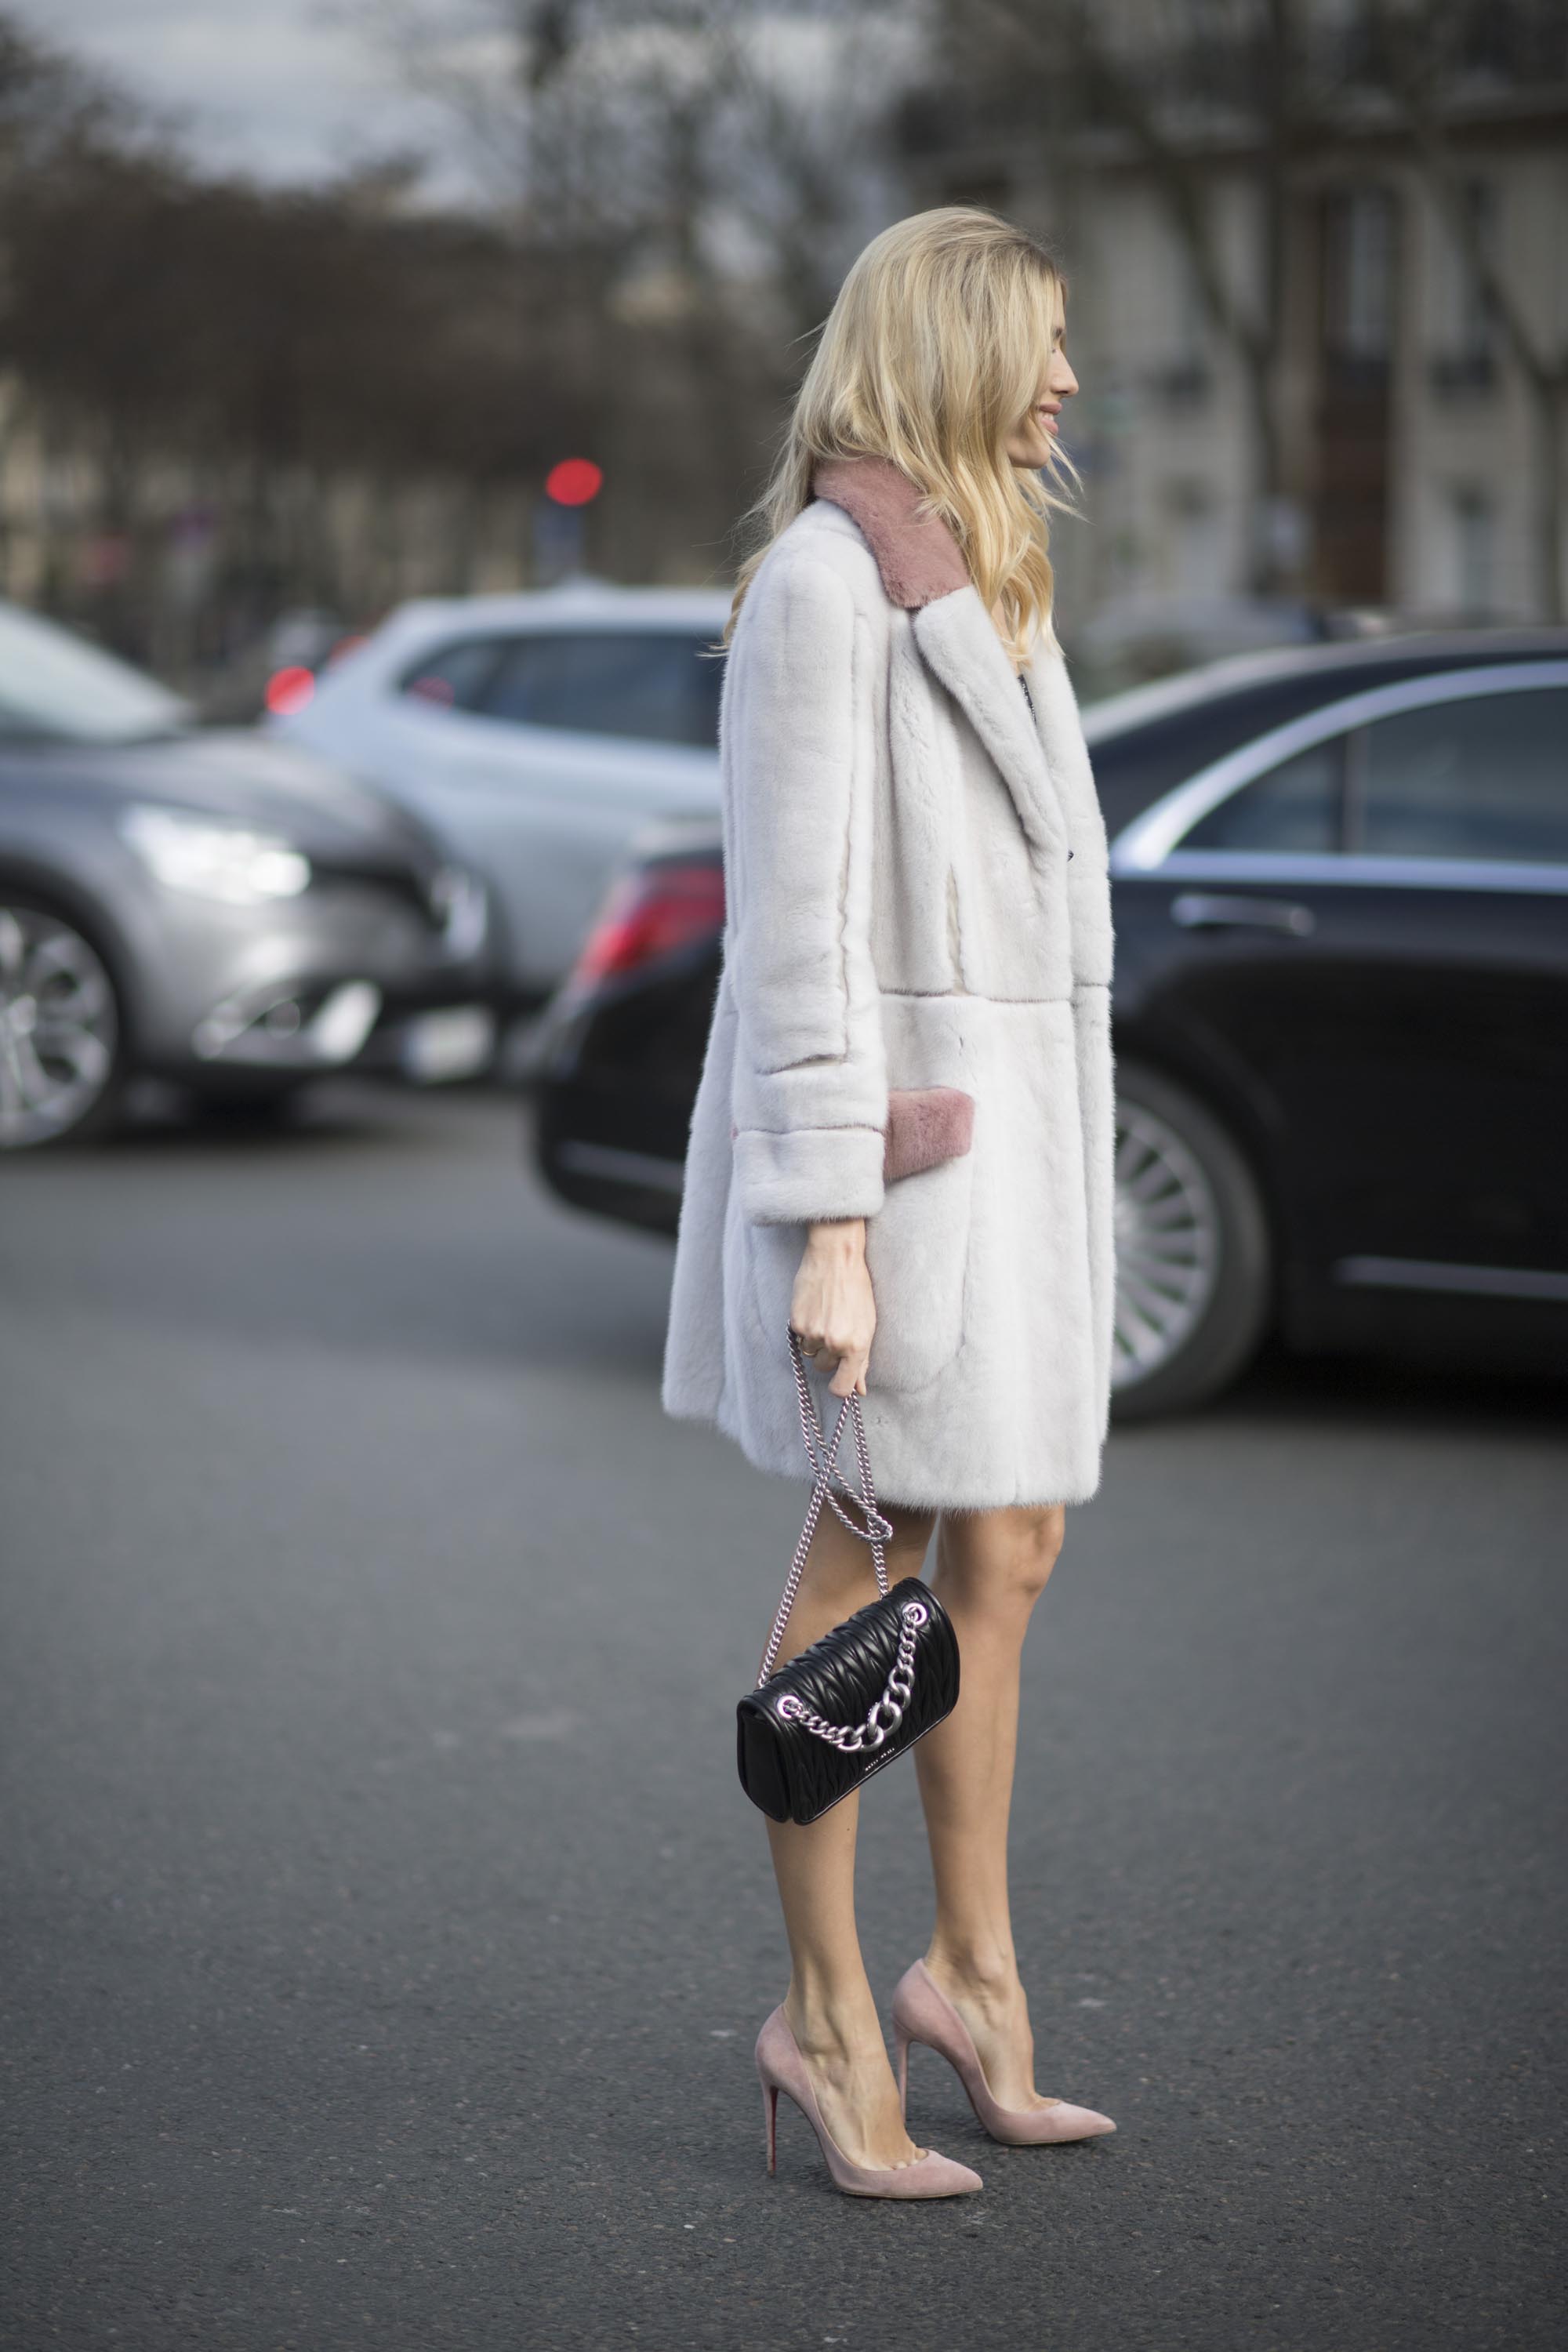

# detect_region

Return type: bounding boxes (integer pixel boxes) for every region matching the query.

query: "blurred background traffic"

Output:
[0,0,1563,1417]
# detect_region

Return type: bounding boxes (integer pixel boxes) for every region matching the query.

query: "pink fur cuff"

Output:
[728,1088,976,1195]
[883,1087,975,1182]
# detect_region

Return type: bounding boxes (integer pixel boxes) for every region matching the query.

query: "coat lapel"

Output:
[911,590,1067,858]
[811,456,1069,859]
[1023,637,1109,868]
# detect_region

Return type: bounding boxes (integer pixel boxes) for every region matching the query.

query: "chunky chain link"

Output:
[774,1596,930,1751]
[756,1331,898,1691]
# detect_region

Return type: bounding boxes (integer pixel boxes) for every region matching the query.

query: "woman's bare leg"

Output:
[911,1503,1065,2111]
[764,1495,938,2169]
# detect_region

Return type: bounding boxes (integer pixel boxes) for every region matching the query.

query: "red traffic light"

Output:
[545,458,603,506]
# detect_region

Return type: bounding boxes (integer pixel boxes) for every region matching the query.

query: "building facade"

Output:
[899,13,1567,651]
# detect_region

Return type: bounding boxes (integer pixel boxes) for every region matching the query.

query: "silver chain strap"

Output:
[756,1334,925,1752]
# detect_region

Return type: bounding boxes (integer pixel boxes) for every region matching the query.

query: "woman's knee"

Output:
[1002,1504,1067,1602]
[938,1504,1065,1612]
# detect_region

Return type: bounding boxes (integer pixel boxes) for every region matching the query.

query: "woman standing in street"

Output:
[662,209,1118,2198]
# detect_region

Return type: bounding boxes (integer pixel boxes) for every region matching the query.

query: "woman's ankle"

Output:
[783,1980,887,2061]
[924,1936,1023,2002]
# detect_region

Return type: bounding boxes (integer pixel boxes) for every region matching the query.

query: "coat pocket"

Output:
[863,1145,974,1392]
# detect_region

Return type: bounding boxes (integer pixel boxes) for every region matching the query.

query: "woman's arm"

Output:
[724,551,887,1393]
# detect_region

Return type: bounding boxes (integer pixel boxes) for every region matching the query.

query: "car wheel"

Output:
[0,898,125,1151]
[1109,1062,1272,1420]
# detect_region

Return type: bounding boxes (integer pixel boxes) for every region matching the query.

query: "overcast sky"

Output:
[12,1,456,186]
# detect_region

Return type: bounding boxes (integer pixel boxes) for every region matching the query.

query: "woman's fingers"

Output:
[790,1218,875,1399]
[828,1343,872,1399]
[793,1324,871,1396]
[792,1322,866,1363]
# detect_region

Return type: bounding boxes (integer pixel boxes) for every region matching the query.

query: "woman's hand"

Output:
[789,1218,876,1398]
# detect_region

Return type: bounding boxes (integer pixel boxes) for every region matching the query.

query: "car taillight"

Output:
[264,665,316,716]
[571,860,724,986]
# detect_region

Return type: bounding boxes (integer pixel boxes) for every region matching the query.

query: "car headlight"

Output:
[122,806,311,904]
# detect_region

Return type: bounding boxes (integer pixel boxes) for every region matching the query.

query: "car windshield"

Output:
[0,604,191,745]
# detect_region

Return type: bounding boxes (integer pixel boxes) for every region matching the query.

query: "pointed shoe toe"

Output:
[985,2097,1117,2147]
[1064,2104,1116,2139]
[864,2151,983,2201]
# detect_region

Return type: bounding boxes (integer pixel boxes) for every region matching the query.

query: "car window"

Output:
[1357,688,1568,862]
[397,639,504,710]
[473,631,724,749]
[1181,740,1344,853]
[0,601,189,744]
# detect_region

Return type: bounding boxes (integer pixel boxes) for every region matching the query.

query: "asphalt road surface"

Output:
[2,1085,1563,2352]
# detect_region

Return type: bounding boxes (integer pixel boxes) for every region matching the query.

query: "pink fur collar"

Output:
[811,455,971,609]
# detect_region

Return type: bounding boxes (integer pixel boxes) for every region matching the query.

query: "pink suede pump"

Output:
[756,2006,983,2198]
[891,1959,1117,2146]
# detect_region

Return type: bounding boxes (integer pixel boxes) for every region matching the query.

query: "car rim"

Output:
[1111,1102,1221,1388]
[0,906,119,1148]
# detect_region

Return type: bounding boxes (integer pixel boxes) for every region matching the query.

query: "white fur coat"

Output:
[661,456,1116,1510]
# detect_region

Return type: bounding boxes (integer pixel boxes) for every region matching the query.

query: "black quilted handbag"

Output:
[736,1332,960,1825]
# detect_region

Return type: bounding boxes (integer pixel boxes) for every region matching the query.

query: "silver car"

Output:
[0,603,494,1150]
[270,583,728,993]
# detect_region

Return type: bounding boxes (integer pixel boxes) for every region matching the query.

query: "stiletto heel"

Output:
[895,2029,909,2118]
[890,1959,1116,2147]
[763,2079,779,2174]
[754,2006,982,2199]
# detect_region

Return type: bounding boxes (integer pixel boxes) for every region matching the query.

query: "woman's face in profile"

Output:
[1004,302,1079,469]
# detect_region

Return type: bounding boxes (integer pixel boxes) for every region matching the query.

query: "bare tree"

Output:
[938,0,1332,594]
[1369,0,1566,619]
[349,0,923,565]
[0,5,571,663]
[920,0,1566,613]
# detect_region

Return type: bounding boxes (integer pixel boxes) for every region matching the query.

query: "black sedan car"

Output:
[528,631,1568,1415]
[0,601,496,1149]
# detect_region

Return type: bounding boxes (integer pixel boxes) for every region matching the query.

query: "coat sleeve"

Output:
[723,550,887,1226]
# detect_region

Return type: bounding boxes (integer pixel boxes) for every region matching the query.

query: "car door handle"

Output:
[1170,892,1316,937]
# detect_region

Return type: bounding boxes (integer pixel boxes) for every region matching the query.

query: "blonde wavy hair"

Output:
[726,208,1078,669]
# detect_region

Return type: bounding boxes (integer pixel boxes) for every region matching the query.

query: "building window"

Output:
[1429,182,1500,396]
[1323,187,1396,388]
[1163,478,1223,597]
[940,173,1012,213]
[1148,239,1211,405]
[1450,485,1494,618]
